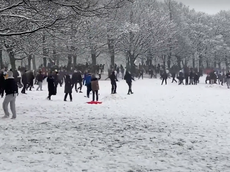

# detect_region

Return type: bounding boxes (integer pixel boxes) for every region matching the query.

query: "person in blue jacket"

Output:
[83,72,92,98]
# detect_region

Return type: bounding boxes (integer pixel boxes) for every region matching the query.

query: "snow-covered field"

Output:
[0,77,230,172]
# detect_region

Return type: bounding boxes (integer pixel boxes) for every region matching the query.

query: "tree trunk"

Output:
[32,55,36,70]
[73,54,77,68]
[225,57,228,71]
[184,58,188,68]
[91,53,96,66]
[163,55,166,70]
[192,58,195,69]
[0,49,3,69]
[214,60,217,68]
[199,55,203,70]
[167,55,171,69]
[56,54,60,66]
[53,49,57,65]
[130,54,135,75]
[8,49,16,71]
[67,54,72,71]
[206,60,210,68]
[108,38,115,67]
[176,56,181,70]
[218,62,221,69]
[43,33,48,68]
[28,54,32,70]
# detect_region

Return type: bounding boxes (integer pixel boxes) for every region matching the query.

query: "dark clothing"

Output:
[108,73,118,84]
[72,72,83,92]
[226,72,230,79]
[171,73,177,83]
[162,72,168,79]
[47,76,56,98]
[53,73,59,87]
[92,90,99,101]
[27,72,34,91]
[124,72,134,84]
[111,82,117,94]
[22,73,27,84]
[0,72,5,97]
[178,72,184,85]
[3,78,18,96]
[72,72,82,82]
[64,93,72,101]
[64,76,73,94]
[21,72,27,94]
[86,84,91,98]
[36,74,44,82]
[161,78,167,85]
[124,72,134,94]
[161,72,168,85]
[108,73,118,94]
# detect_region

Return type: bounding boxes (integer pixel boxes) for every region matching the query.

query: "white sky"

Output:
[158,0,230,15]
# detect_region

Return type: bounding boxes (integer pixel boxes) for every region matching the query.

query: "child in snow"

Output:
[91,75,100,102]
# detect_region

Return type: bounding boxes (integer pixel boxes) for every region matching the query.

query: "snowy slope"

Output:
[0,77,230,172]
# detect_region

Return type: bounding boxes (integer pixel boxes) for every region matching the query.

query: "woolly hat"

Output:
[7,71,14,79]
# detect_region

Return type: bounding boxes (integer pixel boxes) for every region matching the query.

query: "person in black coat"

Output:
[72,70,83,93]
[0,71,5,97]
[124,71,135,95]
[171,72,177,83]
[64,75,73,101]
[178,70,184,85]
[27,71,34,91]
[36,71,45,91]
[161,71,168,85]
[106,71,118,94]
[47,73,56,100]
[21,70,27,94]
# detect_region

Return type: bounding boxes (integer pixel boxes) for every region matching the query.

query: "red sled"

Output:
[87,101,102,104]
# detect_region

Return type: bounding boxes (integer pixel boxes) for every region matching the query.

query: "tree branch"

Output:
[0,17,64,36]
[0,1,24,13]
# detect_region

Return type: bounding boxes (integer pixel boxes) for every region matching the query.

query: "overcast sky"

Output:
[158,0,230,15]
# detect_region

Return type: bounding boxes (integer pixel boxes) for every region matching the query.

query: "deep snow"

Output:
[0,77,230,172]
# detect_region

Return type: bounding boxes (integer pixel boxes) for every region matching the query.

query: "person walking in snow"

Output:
[2,71,18,119]
[36,71,45,91]
[124,71,135,95]
[64,75,73,101]
[106,71,118,94]
[21,70,27,94]
[226,71,230,89]
[47,73,56,100]
[72,70,83,93]
[27,70,34,91]
[91,75,100,102]
[171,72,177,83]
[178,70,184,85]
[161,71,168,85]
[83,72,92,98]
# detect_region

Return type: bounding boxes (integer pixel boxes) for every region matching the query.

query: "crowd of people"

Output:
[0,67,135,119]
[1,63,230,120]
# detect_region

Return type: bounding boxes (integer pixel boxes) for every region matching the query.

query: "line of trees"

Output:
[0,0,230,73]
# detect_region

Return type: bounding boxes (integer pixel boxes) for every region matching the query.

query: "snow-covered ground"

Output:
[0,77,230,172]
